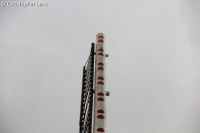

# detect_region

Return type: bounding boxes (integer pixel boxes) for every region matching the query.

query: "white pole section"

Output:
[93,33,106,133]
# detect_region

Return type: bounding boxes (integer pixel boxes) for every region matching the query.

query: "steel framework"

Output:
[79,43,95,133]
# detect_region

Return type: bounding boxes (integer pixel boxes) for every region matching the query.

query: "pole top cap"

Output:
[96,33,104,39]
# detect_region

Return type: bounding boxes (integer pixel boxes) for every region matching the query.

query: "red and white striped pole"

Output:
[93,33,107,133]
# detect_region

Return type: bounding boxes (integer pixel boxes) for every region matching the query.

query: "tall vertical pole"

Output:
[93,33,106,133]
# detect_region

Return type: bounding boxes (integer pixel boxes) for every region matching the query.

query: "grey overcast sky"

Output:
[0,0,200,133]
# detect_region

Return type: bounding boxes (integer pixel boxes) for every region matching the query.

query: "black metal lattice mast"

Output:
[79,43,95,133]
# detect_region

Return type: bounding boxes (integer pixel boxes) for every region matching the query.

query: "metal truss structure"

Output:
[79,43,95,133]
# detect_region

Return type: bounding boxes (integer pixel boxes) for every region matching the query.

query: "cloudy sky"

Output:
[0,0,200,133]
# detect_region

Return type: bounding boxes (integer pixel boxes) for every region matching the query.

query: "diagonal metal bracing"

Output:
[79,43,95,133]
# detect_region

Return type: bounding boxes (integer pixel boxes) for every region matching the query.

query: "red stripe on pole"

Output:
[98,39,104,43]
[98,53,104,56]
[97,97,104,101]
[98,48,104,52]
[97,115,105,119]
[98,77,104,80]
[97,62,104,66]
[98,35,104,39]
[97,128,105,132]
[97,81,104,85]
[97,109,105,113]
[97,92,104,96]
[97,67,104,70]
